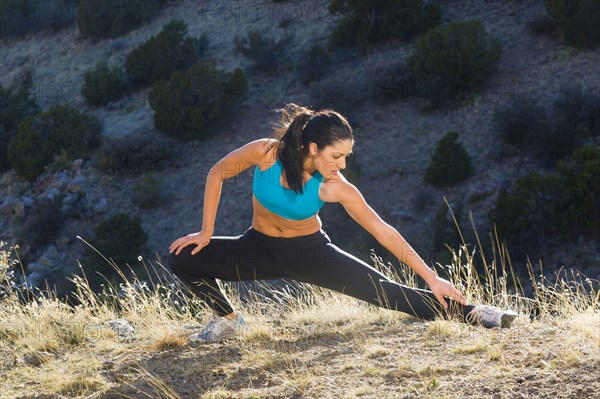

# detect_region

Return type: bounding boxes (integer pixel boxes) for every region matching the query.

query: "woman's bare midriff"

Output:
[250,142,329,238]
[252,195,323,237]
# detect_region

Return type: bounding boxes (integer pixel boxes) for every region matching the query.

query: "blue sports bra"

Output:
[253,158,325,220]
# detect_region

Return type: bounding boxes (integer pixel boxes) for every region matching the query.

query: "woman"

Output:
[168,103,517,343]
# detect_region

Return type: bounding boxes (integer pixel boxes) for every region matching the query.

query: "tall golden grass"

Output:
[0,213,598,398]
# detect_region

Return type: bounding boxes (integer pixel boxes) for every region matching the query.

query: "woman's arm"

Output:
[201,138,269,233]
[200,171,223,235]
[333,174,467,307]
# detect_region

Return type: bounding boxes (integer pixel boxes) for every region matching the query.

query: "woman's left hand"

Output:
[427,275,468,309]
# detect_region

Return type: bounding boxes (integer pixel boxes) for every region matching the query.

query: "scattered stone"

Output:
[102,360,116,370]
[60,203,75,217]
[386,369,414,380]
[45,245,59,261]
[21,196,34,207]
[24,271,45,288]
[66,183,83,194]
[43,187,61,201]
[467,184,497,203]
[92,197,109,214]
[21,351,55,367]
[0,196,25,218]
[27,263,49,274]
[62,193,78,205]
[535,360,550,368]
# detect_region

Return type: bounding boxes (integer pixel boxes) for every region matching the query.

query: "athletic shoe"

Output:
[465,305,518,328]
[188,312,246,343]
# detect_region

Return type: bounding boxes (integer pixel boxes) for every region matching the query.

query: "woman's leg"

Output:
[283,236,473,321]
[168,227,284,317]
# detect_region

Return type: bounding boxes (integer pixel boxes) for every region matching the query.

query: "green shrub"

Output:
[297,43,331,84]
[125,19,206,88]
[327,15,356,51]
[0,0,76,39]
[7,105,102,182]
[328,0,441,54]
[424,131,473,187]
[543,0,600,48]
[373,62,418,103]
[0,68,39,172]
[94,133,175,176]
[133,172,164,209]
[407,20,502,109]
[77,0,160,39]
[492,96,549,147]
[555,146,600,235]
[541,83,600,164]
[148,61,248,140]
[552,83,599,141]
[491,172,562,251]
[233,30,292,75]
[490,146,599,251]
[82,59,127,106]
[82,213,149,290]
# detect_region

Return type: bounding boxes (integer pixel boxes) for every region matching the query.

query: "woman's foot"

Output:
[188,312,247,343]
[465,305,518,328]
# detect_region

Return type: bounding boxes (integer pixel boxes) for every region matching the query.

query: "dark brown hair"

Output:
[264,103,354,194]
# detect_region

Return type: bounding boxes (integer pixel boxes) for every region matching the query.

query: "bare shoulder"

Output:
[319,171,355,203]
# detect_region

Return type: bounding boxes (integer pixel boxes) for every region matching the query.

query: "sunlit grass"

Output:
[0,215,598,399]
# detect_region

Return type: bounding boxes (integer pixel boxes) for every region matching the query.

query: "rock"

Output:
[44,187,62,201]
[105,319,135,339]
[27,263,50,274]
[45,245,59,261]
[66,183,83,194]
[0,196,25,218]
[49,177,67,190]
[21,196,34,207]
[102,360,116,370]
[37,255,56,268]
[93,197,109,214]
[62,193,78,205]
[25,271,45,288]
[21,351,55,366]
[467,184,496,203]
[386,369,414,380]
[72,159,84,168]
[60,204,76,218]
[535,360,550,368]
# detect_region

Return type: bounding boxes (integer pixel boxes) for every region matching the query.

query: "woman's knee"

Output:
[167,246,195,276]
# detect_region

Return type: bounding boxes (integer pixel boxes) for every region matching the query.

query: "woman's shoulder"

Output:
[254,138,279,171]
[319,171,352,203]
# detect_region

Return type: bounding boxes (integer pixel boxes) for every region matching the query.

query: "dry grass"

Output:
[1,226,599,399]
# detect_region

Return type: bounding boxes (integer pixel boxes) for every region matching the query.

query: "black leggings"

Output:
[168,227,473,321]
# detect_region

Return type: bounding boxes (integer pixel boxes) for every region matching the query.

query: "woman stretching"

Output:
[168,103,517,343]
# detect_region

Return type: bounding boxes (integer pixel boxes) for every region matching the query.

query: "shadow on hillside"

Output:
[96,330,368,398]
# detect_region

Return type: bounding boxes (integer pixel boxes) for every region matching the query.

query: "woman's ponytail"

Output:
[267,104,315,194]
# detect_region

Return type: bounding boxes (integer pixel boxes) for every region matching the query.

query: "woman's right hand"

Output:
[169,230,212,256]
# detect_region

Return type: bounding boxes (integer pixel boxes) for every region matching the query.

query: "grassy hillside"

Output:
[1,239,598,399]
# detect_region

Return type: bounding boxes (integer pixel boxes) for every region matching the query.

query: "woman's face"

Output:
[309,139,354,178]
